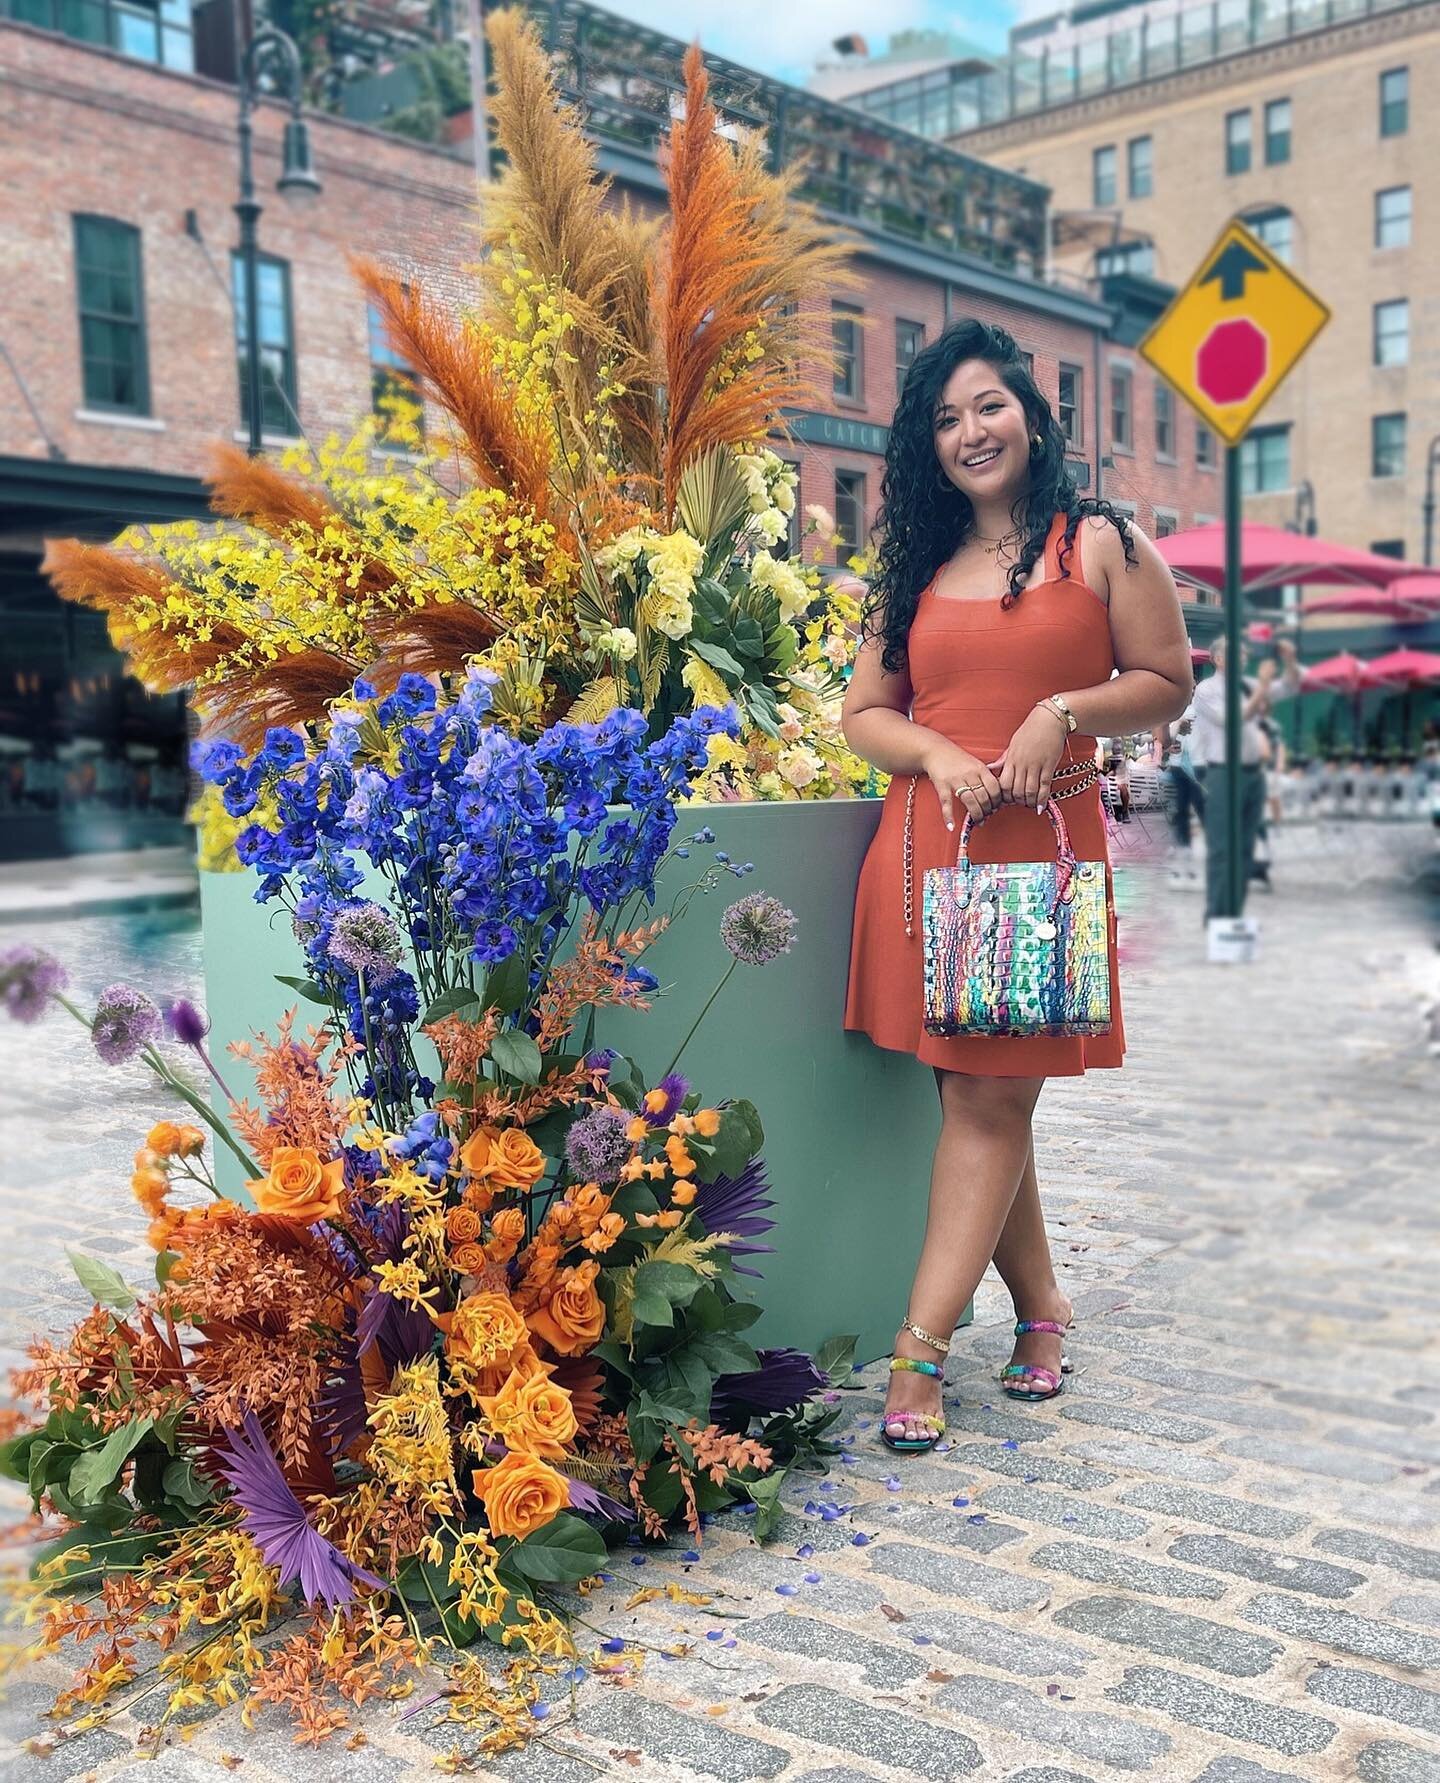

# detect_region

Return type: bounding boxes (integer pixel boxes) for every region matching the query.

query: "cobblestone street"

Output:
[3,823,1438,1782]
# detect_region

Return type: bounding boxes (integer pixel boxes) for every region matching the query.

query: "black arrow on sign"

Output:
[1200,239,1269,301]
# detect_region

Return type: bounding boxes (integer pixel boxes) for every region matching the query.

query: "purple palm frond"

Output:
[711,1347,827,1425]
[693,1155,776,1278]
[216,1412,386,1609]
[567,1474,635,1521]
[318,1337,369,1459]
[355,1281,434,1371]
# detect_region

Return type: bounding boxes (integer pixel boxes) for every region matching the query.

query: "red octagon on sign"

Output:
[1196,317,1268,405]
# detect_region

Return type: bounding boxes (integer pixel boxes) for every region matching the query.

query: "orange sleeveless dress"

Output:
[844,512,1125,1078]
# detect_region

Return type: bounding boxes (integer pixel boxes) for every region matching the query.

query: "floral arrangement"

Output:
[0,676,855,1755]
[41,16,873,807]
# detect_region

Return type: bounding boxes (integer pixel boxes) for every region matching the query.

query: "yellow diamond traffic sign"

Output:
[1138,219,1330,446]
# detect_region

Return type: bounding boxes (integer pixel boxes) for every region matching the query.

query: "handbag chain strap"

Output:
[902,752,1099,939]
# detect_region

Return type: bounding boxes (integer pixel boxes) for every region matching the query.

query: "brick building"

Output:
[0,0,1218,860]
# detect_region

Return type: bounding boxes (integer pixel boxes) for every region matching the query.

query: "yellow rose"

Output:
[472,1451,570,1539]
[479,1365,577,1460]
[248,1147,345,1224]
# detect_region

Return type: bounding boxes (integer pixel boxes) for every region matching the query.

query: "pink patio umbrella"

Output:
[1157,523,1431,599]
[1386,574,1440,610]
[1300,586,1439,619]
[1301,652,1403,754]
[1362,647,1440,685]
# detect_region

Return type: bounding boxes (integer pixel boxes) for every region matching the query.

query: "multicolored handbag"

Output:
[916,799,1112,1039]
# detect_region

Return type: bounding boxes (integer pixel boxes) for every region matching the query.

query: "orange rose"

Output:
[445,1291,530,1376]
[568,1184,611,1234]
[460,1126,546,1193]
[446,1206,482,1245]
[479,1364,578,1459]
[463,1179,496,1216]
[148,1121,205,1158]
[472,1451,569,1538]
[132,1167,170,1217]
[451,1241,488,1275]
[525,1260,605,1357]
[248,1146,345,1224]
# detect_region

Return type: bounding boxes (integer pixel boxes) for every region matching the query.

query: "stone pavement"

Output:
[2,823,1438,1782]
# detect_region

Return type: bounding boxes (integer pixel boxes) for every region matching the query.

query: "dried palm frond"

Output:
[42,538,243,687]
[549,1354,606,1436]
[564,674,624,725]
[675,443,751,546]
[354,257,558,532]
[654,46,856,514]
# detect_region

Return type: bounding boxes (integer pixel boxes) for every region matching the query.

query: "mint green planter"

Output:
[199,799,959,1364]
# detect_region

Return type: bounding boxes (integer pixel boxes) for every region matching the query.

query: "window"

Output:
[1246,207,1292,264]
[368,300,422,435]
[832,303,863,402]
[1372,412,1405,479]
[1110,364,1133,450]
[1225,109,1251,174]
[1196,424,1216,469]
[1264,98,1291,165]
[1373,300,1409,367]
[1127,135,1153,198]
[1154,381,1175,459]
[1371,539,1405,559]
[1153,510,1178,538]
[232,252,297,437]
[72,215,149,414]
[1239,424,1290,494]
[895,319,924,396]
[1093,144,1117,207]
[834,469,866,563]
[1376,187,1411,249]
[1020,350,1035,377]
[1058,363,1083,446]
[1380,67,1408,137]
[1096,240,1155,278]
[12,0,194,69]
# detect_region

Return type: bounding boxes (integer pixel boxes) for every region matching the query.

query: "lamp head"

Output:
[277,118,322,201]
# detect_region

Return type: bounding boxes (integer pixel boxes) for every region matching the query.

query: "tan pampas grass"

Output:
[196,650,360,751]
[354,257,558,534]
[364,603,503,692]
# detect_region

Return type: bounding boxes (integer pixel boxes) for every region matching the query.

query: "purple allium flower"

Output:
[216,1412,385,1609]
[327,902,405,985]
[565,1105,632,1184]
[165,998,210,1047]
[91,983,163,1066]
[719,892,797,966]
[0,944,67,1025]
[640,1070,688,1128]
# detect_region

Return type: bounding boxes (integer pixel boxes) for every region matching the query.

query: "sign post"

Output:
[1140,220,1329,925]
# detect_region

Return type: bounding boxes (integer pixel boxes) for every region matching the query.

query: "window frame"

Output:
[1245,206,1293,264]
[1379,66,1408,138]
[231,250,299,438]
[1127,134,1153,199]
[1225,108,1252,175]
[832,302,864,405]
[1154,380,1175,461]
[833,467,866,564]
[1109,361,1133,452]
[1092,143,1118,207]
[894,318,925,398]
[1371,412,1406,480]
[1263,97,1291,166]
[1196,423,1216,470]
[1375,186,1411,250]
[1058,362,1084,447]
[1239,424,1291,495]
[72,213,150,417]
[1372,299,1409,368]
[1153,508,1179,539]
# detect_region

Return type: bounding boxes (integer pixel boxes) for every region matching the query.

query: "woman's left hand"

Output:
[987,707,1068,810]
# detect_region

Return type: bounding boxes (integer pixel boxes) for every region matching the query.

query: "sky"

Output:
[602,0,1027,87]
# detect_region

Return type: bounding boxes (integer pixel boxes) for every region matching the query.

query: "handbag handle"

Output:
[956,800,1080,916]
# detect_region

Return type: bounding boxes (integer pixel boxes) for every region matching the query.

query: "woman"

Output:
[841,321,1191,1452]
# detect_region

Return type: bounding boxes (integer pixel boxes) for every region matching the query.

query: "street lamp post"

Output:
[1283,480,1316,751]
[1424,435,1440,567]
[236,26,321,456]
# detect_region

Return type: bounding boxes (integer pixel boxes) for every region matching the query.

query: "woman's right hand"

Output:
[920,739,1004,832]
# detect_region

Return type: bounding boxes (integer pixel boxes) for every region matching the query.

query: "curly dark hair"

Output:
[862,318,1138,674]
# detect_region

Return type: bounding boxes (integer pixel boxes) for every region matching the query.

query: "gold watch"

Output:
[1039,694,1077,733]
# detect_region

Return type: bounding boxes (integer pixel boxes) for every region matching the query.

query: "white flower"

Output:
[778,745,822,790]
[595,625,638,662]
[755,508,788,547]
[822,632,850,668]
[642,589,694,640]
[776,701,804,743]
[598,527,649,573]
[749,550,810,623]
[805,503,836,536]
[735,452,770,514]
[755,770,784,799]
[772,477,796,516]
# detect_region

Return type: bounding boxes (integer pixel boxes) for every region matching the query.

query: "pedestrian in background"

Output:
[1157,709,1205,886]
[1191,635,1301,924]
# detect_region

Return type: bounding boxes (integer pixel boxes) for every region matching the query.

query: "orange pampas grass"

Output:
[353,258,558,535]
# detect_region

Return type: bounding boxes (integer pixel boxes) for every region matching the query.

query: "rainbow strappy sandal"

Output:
[999,1319,1073,1403]
[880,1356,947,1453]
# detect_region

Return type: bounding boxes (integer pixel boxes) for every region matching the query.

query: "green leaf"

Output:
[489,1029,542,1084]
[590,1339,637,1382]
[483,952,530,1017]
[611,1181,659,1221]
[695,1107,755,1184]
[729,1099,765,1153]
[629,1290,674,1330]
[688,638,745,685]
[68,1419,152,1504]
[636,1456,686,1519]
[656,1344,716,1418]
[155,1250,181,1288]
[690,1331,760,1377]
[692,577,733,629]
[632,1260,704,1311]
[274,974,331,1005]
[767,624,799,671]
[721,1298,764,1333]
[742,685,782,740]
[745,1471,786,1540]
[813,1333,860,1383]
[505,1514,608,1583]
[0,1430,41,1484]
[731,614,765,662]
[420,986,483,1025]
[161,1458,214,1508]
[68,1251,135,1313]
[47,1482,129,1530]
[31,1522,169,1587]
